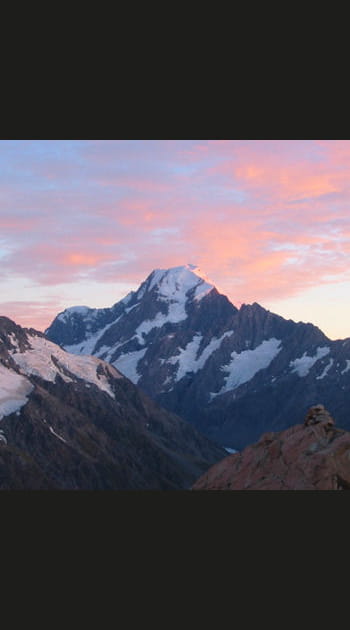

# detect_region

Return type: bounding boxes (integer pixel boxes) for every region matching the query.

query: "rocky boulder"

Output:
[192,405,350,490]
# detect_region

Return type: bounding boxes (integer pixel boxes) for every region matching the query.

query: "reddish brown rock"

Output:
[192,405,350,490]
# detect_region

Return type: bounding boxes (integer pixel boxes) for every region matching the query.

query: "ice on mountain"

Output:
[212,338,282,398]
[148,264,214,303]
[0,363,34,420]
[64,315,123,356]
[289,346,330,377]
[112,348,147,383]
[10,334,118,398]
[316,358,334,380]
[341,360,350,375]
[168,331,234,382]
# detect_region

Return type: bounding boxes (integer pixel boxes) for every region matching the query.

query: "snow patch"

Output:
[125,303,139,314]
[211,338,282,398]
[290,346,330,377]
[0,363,34,420]
[135,304,186,336]
[193,280,215,301]
[48,425,67,443]
[316,358,334,380]
[341,360,350,375]
[168,331,233,382]
[112,348,147,383]
[64,315,123,356]
[11,334,117,398]
[57,305,91,322]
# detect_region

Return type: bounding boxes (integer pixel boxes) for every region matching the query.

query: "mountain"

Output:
[0,315,226,489]
[46,264,350,450]
[192,405,350,490]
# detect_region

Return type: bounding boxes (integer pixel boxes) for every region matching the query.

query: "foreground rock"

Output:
[192,405,350,490]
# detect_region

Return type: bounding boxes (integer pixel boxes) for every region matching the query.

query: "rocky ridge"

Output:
[0,316,225,490]
[192,405,350,490]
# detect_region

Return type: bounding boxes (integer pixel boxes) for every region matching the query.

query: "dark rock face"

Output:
[45,265,350,450]
[0,316,225,490]
[192,406,350,490]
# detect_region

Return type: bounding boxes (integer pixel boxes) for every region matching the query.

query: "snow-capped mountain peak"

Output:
[137,264,215,303]
[46,263,230,386]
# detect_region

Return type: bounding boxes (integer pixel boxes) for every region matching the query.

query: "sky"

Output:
[1,139,350,340]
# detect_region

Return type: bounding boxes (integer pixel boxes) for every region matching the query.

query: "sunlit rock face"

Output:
[46,265,350,450]
[192,406,350,490]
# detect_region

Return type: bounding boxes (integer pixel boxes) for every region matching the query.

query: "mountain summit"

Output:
[46,265,350,450]
[139,264,215,305]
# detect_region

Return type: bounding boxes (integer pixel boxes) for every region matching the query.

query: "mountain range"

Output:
[0,315,225,489]
[45,264,350,450]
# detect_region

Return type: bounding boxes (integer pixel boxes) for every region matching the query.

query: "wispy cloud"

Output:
[1,140,350,335]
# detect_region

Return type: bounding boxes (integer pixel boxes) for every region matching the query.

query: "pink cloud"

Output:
[2,140,350,331]
[0,300,65,332]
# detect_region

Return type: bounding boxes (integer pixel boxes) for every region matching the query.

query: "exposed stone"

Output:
[192,405,350,490]
[304,404,335,428]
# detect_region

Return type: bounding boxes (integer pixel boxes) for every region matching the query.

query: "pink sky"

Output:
[1,139,350,339]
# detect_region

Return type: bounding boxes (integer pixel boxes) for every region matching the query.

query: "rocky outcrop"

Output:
[192,405,350,490]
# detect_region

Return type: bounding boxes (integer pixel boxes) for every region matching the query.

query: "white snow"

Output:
[11,334,119,398]
[135,265,215,336]
[125,303,139,314]
[341,360,350,375]
[193,279,215,301]
[224,447,238,454]
[316,358,334,380]
[48,425,67,443]
[135,310,178,336]
[168,331,233,382]
[112,347,147,383]
[148,264,214,302]
[167,334,203,380]
[135,268,214,336]
[211,338,282,398]
[289,346,330,377]
[64,315,123,356]
[0,363,34,420]
[57,305,91,322]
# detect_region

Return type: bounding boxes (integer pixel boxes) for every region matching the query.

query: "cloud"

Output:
[0,300,65,331]
[2,140,350,330]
